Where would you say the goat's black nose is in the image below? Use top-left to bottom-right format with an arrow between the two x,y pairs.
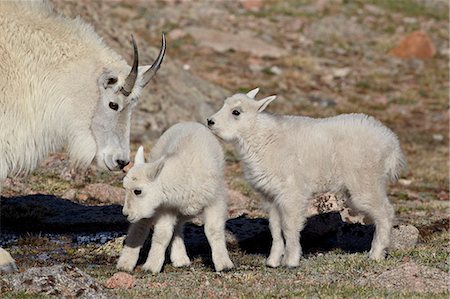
116,159 -> 130,169
207,118 -> 215,126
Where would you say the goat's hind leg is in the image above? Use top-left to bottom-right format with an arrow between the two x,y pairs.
349,183 -> 394,260
203,199 -> 234,271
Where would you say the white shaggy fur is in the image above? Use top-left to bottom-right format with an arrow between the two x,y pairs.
117,122 -> 234,273
0,1 -> 164,273
207,88 -> 406,267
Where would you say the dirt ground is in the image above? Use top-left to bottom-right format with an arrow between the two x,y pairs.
1,0 -> 449,298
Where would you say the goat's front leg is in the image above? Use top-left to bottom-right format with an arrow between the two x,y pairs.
117,218 -> 152,272
278,194 -> 309,268
170,218 -> 191,268
142,213 -> 177,273
266,203 -> 285,268
203,199 -> 234,272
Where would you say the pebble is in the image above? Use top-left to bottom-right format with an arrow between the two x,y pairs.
105,272 -> 136,289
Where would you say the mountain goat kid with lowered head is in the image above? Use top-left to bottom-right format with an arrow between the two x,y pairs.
117,122 -> 234,273
0,1 -> 166,273
207,88 -> 406,268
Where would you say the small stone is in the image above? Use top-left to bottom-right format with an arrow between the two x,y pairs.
269,66 -> 282,75
240,0 -> 263,11
373,95 -> 389,106
398,179 -> 413,186
105,272 -> 136,289
432,134 -> 443,142
183,64 -> 191,71
437,191 -> 448,201
168,29 -> 187,40
332,67 -> 351,78
390,224 -> 419,250
389,31 -> 436,60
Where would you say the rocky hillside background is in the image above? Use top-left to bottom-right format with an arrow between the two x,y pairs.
1,0 -> 448,298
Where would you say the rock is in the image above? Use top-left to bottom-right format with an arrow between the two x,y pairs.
437,191 -> 448,201
308,192 -> 369,224
398,179 -> 413,186
240,0 -> 263,11
432,134 -> 444,142
227,188 -> 251,218
185,27 -> 288,58
306,15 -> 368,43
332,67 -> 351,78
95,236 -> 126,257
389,31 -> 436,60
168,29 -> 187,40
81,183 -> 125,205
359,262 -> 448,294
105,272 -> 136,289
1,264 -> 113,298
269,66 -> 283,75
390,224 -> 419,250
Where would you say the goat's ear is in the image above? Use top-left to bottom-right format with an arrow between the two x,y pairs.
257,95 -> 277,112
100,72 -> 118,89
135,146 -> 145,165
146,156 -> 165,181
246,87 -> 260,99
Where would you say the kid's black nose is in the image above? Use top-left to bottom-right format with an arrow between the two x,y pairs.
207,118 -> 215,126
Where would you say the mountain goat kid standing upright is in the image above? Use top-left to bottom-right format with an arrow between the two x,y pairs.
0,1 -> 166,273
117,122 -> 234,273
207,88 -> 406,268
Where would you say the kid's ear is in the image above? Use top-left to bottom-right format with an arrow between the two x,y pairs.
134,146 -> 145,165
257,95 -> 277,112
246,87 -> 260,99
146,156 -> 165,181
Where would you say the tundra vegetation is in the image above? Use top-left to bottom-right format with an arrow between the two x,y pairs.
0,0 -> 448,298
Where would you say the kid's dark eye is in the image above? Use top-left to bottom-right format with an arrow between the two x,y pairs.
109,102 -> 119,111
232,110 -> 240,116
133,189 -> 142,196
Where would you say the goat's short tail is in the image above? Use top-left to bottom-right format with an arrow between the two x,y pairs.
385,145 -> 407,182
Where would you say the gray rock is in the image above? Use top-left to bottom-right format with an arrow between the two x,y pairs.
390,224 -> 419,250
185,27 -> 288,58
1,264 -> 114,298
306,15 -> 369,43
359,262 -> 449,294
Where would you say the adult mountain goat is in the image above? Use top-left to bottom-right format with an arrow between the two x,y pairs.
207,88 -> 406,268
0,1 -> 166,273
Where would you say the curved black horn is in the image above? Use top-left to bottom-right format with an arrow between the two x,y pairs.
141,33 -> 166,87
121,35 -> 139,96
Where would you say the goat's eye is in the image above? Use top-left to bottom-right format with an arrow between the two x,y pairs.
134,189 -> 142,196
109,102 -> 119,111
232,110 -> 240,116
107,77 -> 118,85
